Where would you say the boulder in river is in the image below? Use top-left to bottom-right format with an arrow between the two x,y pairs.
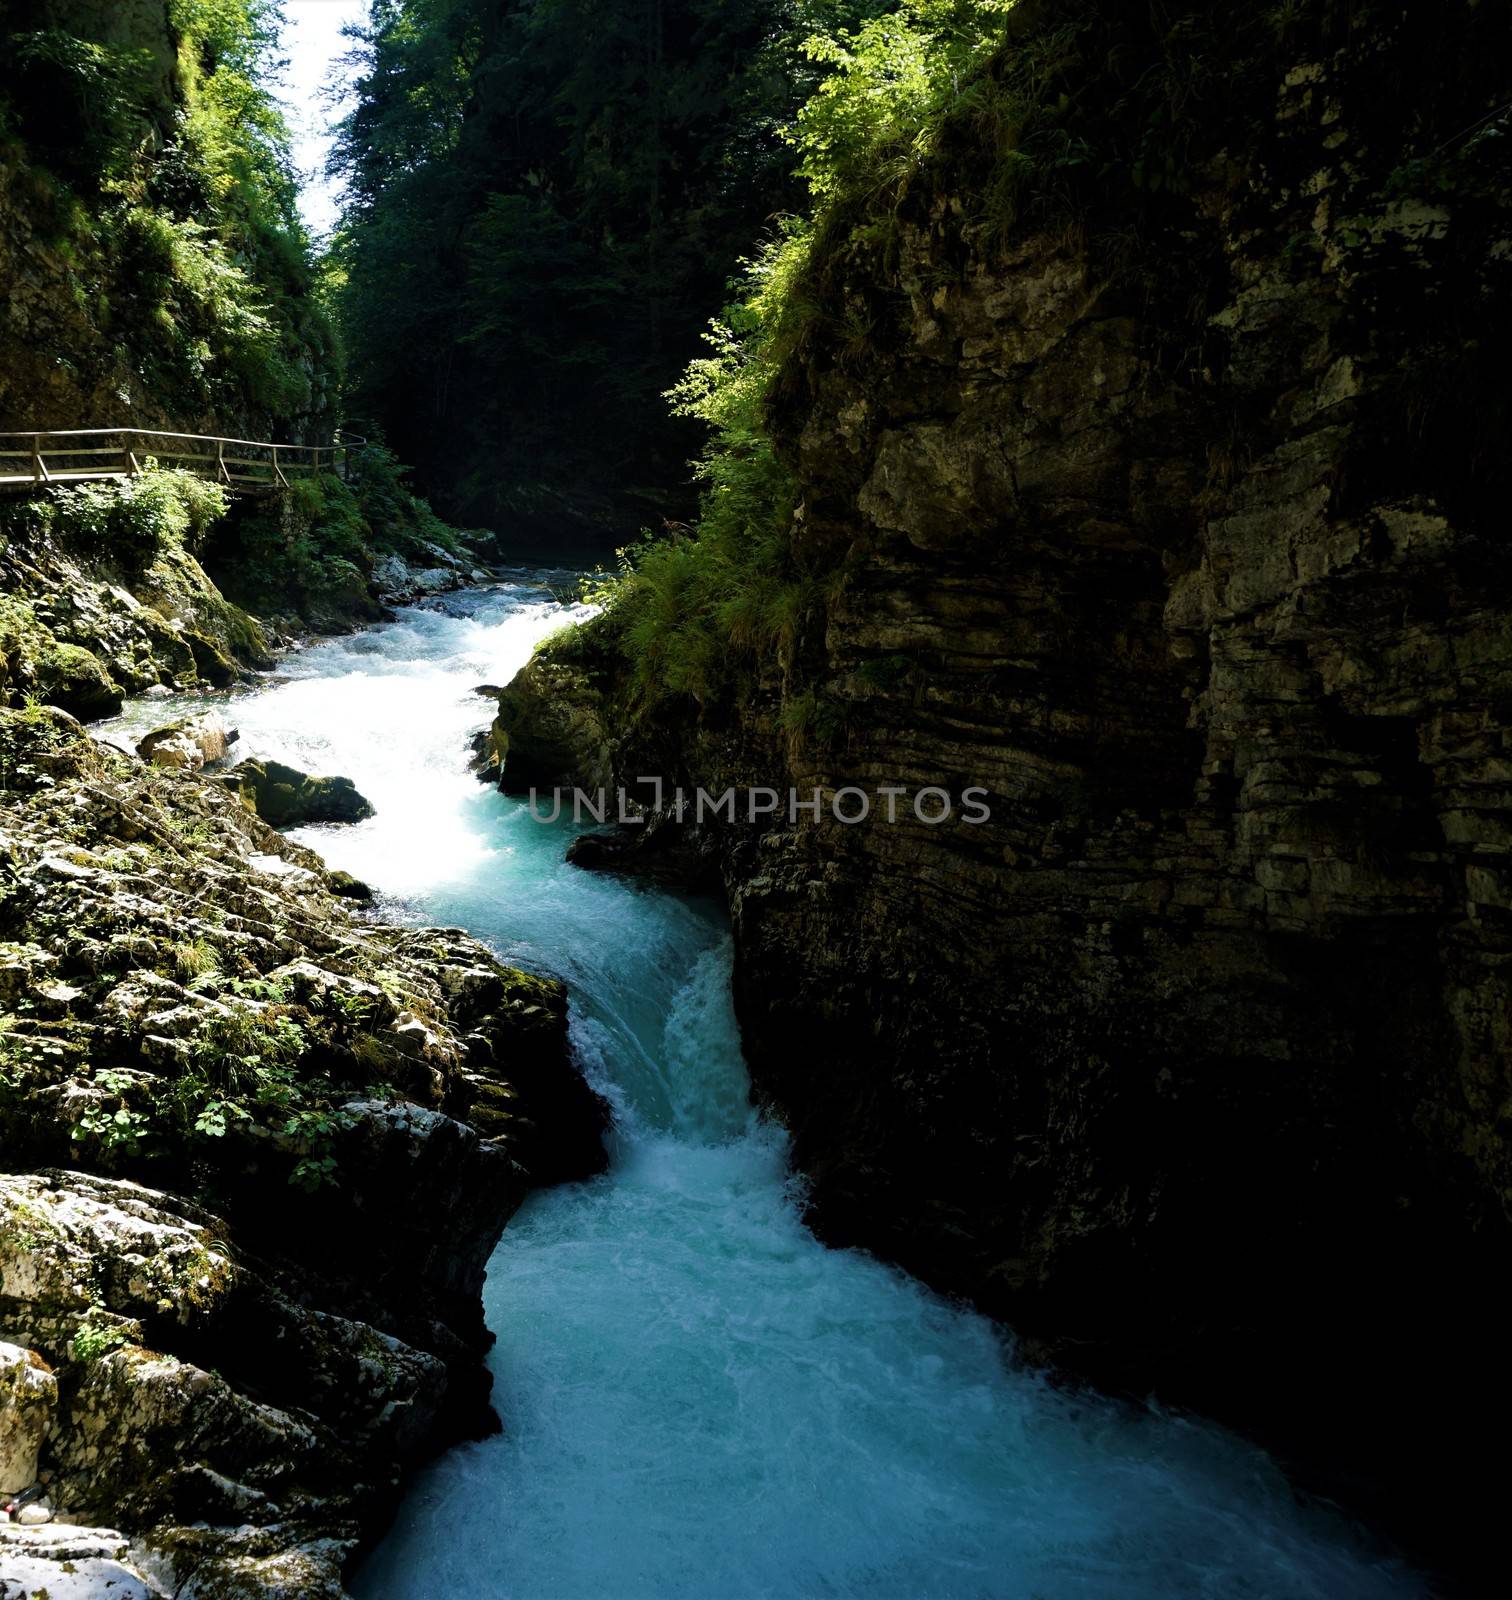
224,756 -> 376,826
371,551 -> 468,605
491,647 -> 613,796
326,868 -> 375,901
136,713 -> 237,772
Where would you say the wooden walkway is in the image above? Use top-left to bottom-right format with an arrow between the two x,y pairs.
0,427 -> 363,493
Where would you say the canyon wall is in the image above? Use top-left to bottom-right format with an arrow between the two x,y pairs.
0,0 -> 335,438
494,1 -> 1512,1580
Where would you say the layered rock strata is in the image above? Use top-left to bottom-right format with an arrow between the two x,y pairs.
490,2 -> 1512,1580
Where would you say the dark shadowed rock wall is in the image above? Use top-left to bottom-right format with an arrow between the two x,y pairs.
494,2 -> 1512,1582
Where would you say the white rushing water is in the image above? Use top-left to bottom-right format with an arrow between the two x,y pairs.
109,575 -> 1421,1600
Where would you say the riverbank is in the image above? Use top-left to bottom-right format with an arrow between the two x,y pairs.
0,581 -> 608,1595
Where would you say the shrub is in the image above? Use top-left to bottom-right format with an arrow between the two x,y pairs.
581,3 -> 1025,720
19,469 -> 232,566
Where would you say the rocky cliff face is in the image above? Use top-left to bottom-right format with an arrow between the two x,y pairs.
0,707 -> 607,1595
0,0 -> 334,440
494,1 -> 1512,1580
1,0 -> 174,433
0,488 -> 272,720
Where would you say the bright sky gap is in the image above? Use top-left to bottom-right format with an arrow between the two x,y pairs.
280,0 -> 369,236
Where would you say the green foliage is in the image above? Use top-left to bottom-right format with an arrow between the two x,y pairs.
0,468 -> 229,575
576,242 -> 809,710
4,29 -> 156,185
787,0 -> 1017,202
72,1001 -> 357,1190
345,444 -> 463,557
170,939 -> 220,982
855,653 -> 914,691
76,1098 -> 152,1156
331,0 -> 896,531
0,0 -> 334,430
211,445 -> 469,623
71,1310 -> 131,1364
58,469 -> 227,562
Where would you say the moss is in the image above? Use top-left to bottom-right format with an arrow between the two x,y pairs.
184,630 -> 238,687
215,600 -> 270,664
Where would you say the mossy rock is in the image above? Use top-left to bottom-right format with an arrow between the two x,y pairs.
223,758 -> 376,827
0,597 -> 124,723
185,631 -> 240,687
0,704 -> 104,792
34,643 -> 124,721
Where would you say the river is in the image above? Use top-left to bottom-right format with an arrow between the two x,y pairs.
107,573 -> 1420,1600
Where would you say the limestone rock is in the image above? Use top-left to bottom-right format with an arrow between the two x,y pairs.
370,553 -> 414,601
370,552 -> 470,605
0,705 -> 609,1584
137,714 -> 236,772
0,1523 -> 165,1598
0,1343 -> 56,1494
492,645 -> 614,797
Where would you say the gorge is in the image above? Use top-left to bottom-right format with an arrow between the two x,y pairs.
4,0 -> 1510,1596
89,581 -> 1431,1599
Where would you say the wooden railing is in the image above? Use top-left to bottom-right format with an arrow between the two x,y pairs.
0,427 -> 366,493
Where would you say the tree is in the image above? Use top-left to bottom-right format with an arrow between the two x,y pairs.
331,0 -> 894,543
